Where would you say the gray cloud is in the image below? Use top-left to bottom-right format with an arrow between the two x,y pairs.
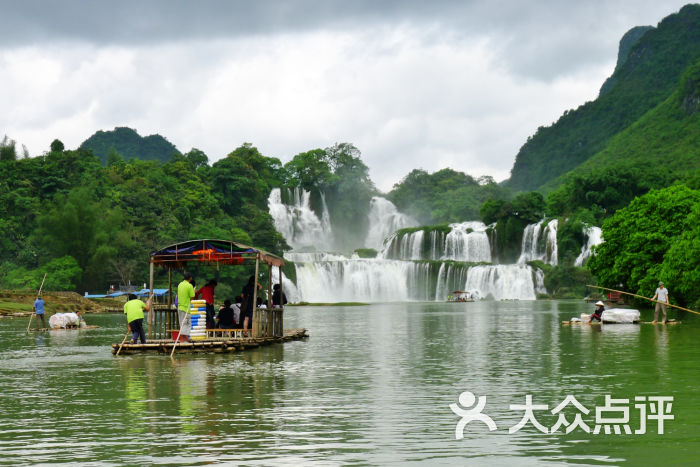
1,1 -> 689,80
0,1 -> 693,193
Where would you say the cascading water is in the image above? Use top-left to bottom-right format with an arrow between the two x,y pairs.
270,187 -> 549,301
442,222 -> 492,262
268,187 -> 333,251
365,197 -> 418,250
574,226 -> 603,266
293,258 -> 434,302
381,222 -> 491,262
465,265 -> 546,300
518,219 -> 558,266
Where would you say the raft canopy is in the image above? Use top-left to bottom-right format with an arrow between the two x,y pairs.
149,239 -> 284,268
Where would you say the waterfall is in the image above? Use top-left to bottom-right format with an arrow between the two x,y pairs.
465,264 -> 545,300
293,258 -> 434,302
380,230 -> 425,260
442,222 -> 492,262
381,222 -> 490,262
574,226 -> 603,266
518,219 -> 558,266
268,187 -> 333,251
269,187 -> 547,302
435,262 -> 471,300
291,256 -> 542,302
364,197 -> 418,250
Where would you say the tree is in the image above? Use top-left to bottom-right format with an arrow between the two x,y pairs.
0,135 -> 17,161
587,185 -> 700,302
50,139 -> 65,153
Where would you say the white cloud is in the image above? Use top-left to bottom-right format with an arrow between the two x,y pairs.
0,1 -> 691,191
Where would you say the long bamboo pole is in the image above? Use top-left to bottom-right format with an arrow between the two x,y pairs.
170,295 -> 188,358
115,331 -> 130,356
26,273 -> 48,332
587,284 -> 700,316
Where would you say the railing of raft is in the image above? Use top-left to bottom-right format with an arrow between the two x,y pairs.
149,305 -> 284,340
252,307 -> 284,338
150,305 -> 180,340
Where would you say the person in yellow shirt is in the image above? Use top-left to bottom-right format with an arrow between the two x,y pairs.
177,271 -> 195,339
124,294 -> 152,344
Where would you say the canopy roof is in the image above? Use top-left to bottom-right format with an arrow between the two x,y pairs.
150,239 -> 284,268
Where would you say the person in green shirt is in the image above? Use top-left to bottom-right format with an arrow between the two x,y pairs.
124,294 -> 151,344
177,271 -> 195,339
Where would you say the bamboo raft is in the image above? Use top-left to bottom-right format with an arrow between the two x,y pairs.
562,320 -> 681,326
112,328 -> 308,355
28,325 -> 99,332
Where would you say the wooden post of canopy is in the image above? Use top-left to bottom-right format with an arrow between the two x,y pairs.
167,267 -> 172,339
278,265 -> 283,337
252,255 -> 260,337
148,260 -> 154,339
267,263 -> 273,336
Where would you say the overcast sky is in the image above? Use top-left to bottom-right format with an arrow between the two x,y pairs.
0,1 -> 692,191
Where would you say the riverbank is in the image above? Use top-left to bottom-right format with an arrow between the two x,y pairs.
0,290 -> 109,317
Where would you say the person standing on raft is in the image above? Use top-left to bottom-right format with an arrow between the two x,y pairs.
588,300 -> 605,324
177,271 -> 195,340
124,294 -> 151,344
651,281 -> 670,324
33,295 -> 46,329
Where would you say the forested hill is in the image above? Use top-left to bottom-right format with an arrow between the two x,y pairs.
505,4 -> 700,191
80,126 -> 181,164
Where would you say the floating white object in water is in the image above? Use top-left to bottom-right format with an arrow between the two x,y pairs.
602,308 -> 640,323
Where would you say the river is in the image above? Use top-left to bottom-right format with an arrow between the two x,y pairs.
1,301 -> 697,465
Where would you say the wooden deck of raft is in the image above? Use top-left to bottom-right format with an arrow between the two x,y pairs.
112,328 -> 309,355
561,320 -> 681,326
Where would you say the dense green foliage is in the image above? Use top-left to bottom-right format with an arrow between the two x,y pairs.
587,185 -> 700,308
0,142 -> 287,294
551,59 -> 700,193
394,224 -> 452,237
528,261 -> 592,299
282,143 -> 376,250
480,192 -> 545,263
353,248 -> 378,258
80,127 -> 181,165
507,5 -> 700,191
388,168 -> 505,224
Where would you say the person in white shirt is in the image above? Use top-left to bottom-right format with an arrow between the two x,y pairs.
651,281 -> 670,324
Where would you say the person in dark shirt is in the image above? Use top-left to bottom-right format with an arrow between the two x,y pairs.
588,301 -> 605,324
241,276 -> 262,329
217,299 -> 235,328
272,283 -> 287,307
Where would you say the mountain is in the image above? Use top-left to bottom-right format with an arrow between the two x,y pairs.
80,127 -> 181,164
505,4 -> 700,191
551,58 -> 700,186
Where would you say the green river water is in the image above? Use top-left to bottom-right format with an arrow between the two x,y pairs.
0,301 -> 698,466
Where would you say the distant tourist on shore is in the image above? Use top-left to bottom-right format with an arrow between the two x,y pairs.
33,295 -> 46,329
651,281 -> 670,324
